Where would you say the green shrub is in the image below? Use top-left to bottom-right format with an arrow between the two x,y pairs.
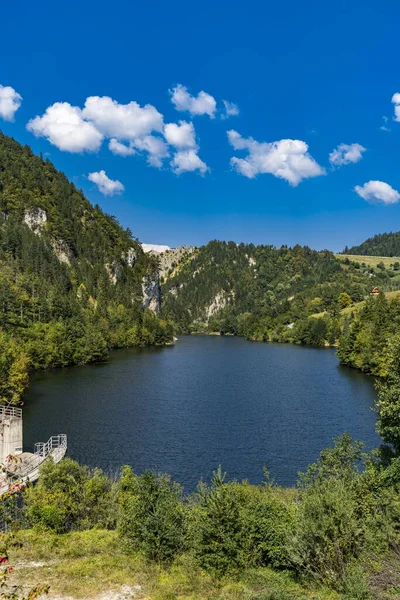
290,476 -> 364,585
23,458 -> 117,532
118,466 -> 185,563
188,467 -> 294,575
341,565 -> 372,600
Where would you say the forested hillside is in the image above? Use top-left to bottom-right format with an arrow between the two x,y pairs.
344,232 -> 400,257
161,240 -> 395,348
0,132 -> 173,404
337,291 -> 400,376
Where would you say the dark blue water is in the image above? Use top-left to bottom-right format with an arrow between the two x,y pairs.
22,336 -> 380,491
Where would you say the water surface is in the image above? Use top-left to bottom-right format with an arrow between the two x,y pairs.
23,336 -> 380,490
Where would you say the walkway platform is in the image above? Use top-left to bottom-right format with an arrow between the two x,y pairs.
0,434 -> 67,495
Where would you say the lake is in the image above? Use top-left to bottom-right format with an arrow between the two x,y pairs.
22,335 -> 380,491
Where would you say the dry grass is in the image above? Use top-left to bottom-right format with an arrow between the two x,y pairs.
335,254 -> 399,269
6,529 -> 339,600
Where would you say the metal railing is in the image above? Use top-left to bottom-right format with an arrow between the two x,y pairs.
0,406 -> 22,420
34,434 -> 67,458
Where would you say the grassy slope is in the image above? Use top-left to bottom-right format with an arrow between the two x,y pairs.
8,530 -> 339,600
334,254 -> 397,269
311,289 -> 400,319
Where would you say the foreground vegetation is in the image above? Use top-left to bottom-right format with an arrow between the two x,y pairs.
7,530 -> 340,600
4,440 -> 400,599
3,345 -> 400,599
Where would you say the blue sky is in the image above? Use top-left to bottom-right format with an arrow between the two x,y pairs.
1,0 -> 400,251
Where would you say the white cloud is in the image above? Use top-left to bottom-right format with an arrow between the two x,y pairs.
88,170 -> 124,196
142,243 -> 171,254
170,84 -> 217,118
170,149 -> 209,175
380,116 -> 391,132
329,143 -> 366,167
27,95 -> 167,166
108,138 -> 136,156
82,96 -> 163,139
132,135 -> 169,168
27,102 -> 103,152
164,120 -> 197,148
0,85 -> 22,121
392,93 -> 400,122
227,130 -> 325,186
222,100 -> 239,118
27,93 -> 208,175
354,180 -> 400,205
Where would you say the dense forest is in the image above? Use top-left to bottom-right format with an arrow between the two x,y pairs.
0,132 -> 173,404
160,241 -> 400,373
344,232 -> 400,257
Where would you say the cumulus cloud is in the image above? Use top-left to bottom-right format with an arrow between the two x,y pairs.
392,93 -> 400,122
164,120 -> 208,173
354,180 -> 400,205
164,120 -> 197,148
82,96 -> 163,139
329,143 -> 366,167
27,102 -> 103,152
131,135 -> 169,168
27,95 -> 167,166
170,149 -> 209,175
170,84 -> 217,118
0,85 -> 22,121
27,93 -> 209,175
88,170 -> 124,196
108,138 -> 136,156
227,130 -> 325,186
222,100 -> 239,119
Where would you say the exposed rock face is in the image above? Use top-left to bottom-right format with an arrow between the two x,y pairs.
142,270 -> 161,313
23,207 -> 47,235
51,239 -> 72,266
123,247 -> 138,267
205,291 -> 228,319
158,246 -> 196,278
105,262 -> 123,285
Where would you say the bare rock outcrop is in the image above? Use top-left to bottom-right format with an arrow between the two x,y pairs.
142,269 -> 161,313
51,239 -> 72,266
24,207 -> 47,235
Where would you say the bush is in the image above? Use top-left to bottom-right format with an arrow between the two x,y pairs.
341,565 -> 372,600
290,476 -> 364,585
118,467 -> 185,563
23,458 -> 117,532
188,467 -> 294,575
290,435 -> 392,587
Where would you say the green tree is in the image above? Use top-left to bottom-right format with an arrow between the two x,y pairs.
118,467 -> 185,563
23,458 -> 116,532
338,292 -> 352,309
376,334 -> 400,454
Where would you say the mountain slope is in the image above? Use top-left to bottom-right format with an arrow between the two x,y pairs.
0,132 -> 173,403
344,232 -> 400,257
160,240 -> 392,342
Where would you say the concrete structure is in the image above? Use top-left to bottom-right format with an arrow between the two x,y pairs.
0,406 -> 67,495
0,406 -> 23,463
